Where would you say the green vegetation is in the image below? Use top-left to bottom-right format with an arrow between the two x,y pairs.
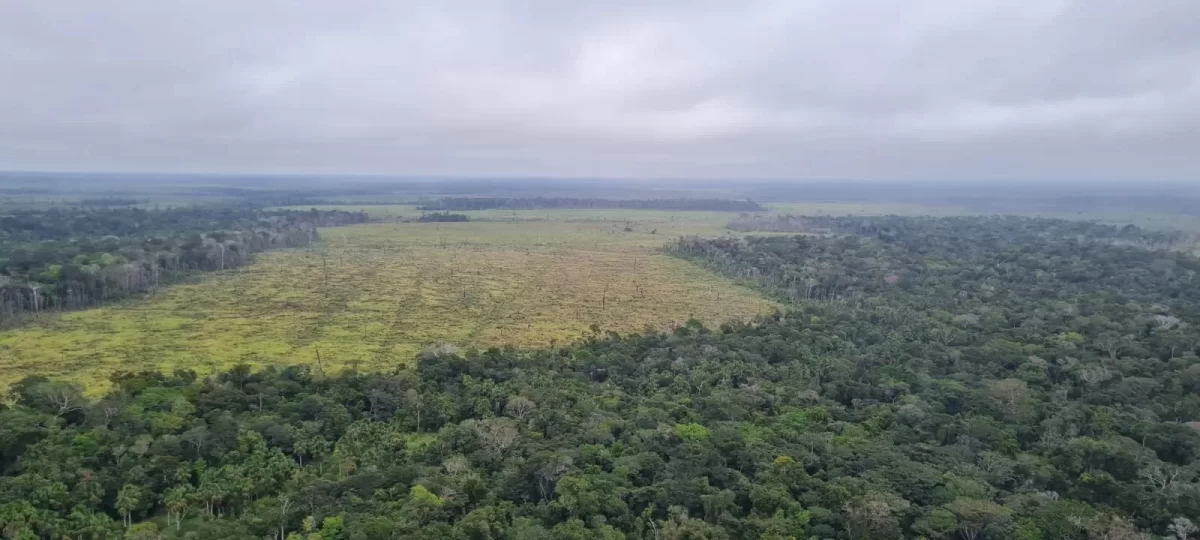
762,202 -> 1200,234
415,212 -> 469,222
4,175 -> 1200,539
762,202 -> 974,217
2,214 -> 1199,539
724,213 -> 1197,250
277,205 -> 422,221
0,216 -> 775,393
0,207 -> 367,321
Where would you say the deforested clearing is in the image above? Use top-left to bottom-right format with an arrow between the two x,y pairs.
0,214 -> 776,392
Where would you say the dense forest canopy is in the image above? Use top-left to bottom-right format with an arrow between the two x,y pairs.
0,207 -> 367,320
1,215 -> 1198,539
0,207 -> 366,243
417,197 -> 765,212
725,214 -> 1198,251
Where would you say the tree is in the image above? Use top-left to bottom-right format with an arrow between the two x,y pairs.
1169,518 -> 1197,540
504,396 -> 536,421
912,507 -> 959,538
1094,332 -> 1129,362
182,425 -> 210,458
984,378 -> 1034,419
163,485 -> 193,530
403,485 -> 446,526
1082,514 -> 1148,540
844,492 -> 909,540
2,213 -> 1198,540
274,496 -> 296,540
674,423 -> 712,443
10,377 -> 85,420
116,484 -> 144,528
660,507 -> 729,540
404,389 -> 424,433
943,498 -> 1012,540
474,418 -> 520,458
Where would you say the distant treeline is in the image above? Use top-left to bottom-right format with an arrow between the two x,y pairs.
418,197 -> 765,212
415,212 -> 469,222
728,213 -> 1198,250
78,197 -> 142,207
0,207 -> 367,321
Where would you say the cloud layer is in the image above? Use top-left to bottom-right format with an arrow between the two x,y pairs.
2,0 -> 1198,181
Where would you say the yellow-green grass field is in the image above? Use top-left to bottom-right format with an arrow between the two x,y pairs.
0,212 -> 778,393
8,201 -> 1196,394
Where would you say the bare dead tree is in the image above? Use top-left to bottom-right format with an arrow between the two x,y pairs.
28,283 -> 41,315
504,396 -> 536,421
1140,464 -> 1187,502
101,406 -> 120,428
46,387 -> 83,419
277,497 -> 294,540
405,389 -> 423,433
1078,365 -> 1114,387
475,418 -> 520,457
183,426 -> 209,458
535,454 -> 573,502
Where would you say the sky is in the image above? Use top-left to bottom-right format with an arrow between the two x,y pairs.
1,1 -> 1199,183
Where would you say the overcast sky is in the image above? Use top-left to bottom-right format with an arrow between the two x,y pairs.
1,1 -> 1198,182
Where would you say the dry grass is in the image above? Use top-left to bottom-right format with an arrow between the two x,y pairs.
11,201 -> 1196,393
0,214 -> 776,393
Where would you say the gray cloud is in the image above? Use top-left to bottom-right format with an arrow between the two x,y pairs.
1,0 -> 1198,182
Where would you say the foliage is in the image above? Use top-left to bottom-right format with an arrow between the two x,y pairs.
1,214 -> 1198,538
0,219 -> 774,392
0,207 -> 366,320
414,212 -> 469,222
